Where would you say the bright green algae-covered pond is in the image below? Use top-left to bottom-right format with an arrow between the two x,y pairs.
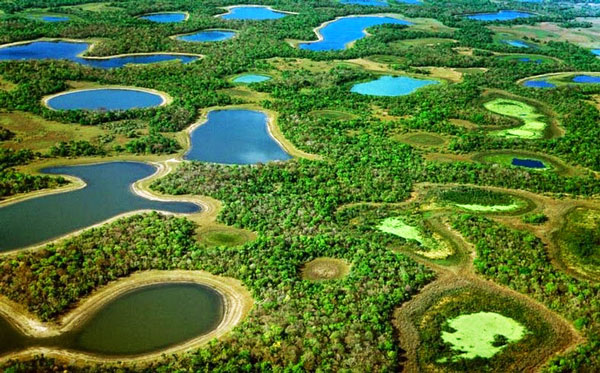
0,283 -> 225,357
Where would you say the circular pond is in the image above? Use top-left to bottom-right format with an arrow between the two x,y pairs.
45,88 -> 166,111
351,75 -> 439,97
140,12 -> 187,23
233,74 -> 271,83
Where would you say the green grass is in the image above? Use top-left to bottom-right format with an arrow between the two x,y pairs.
198,227 -> 255,247
393,38 -> 457,47
309,109 -> 356,121
556,208 -> 600,278
454,202 -> 521,212
484,98 -> 547,139
378,217 -> 427,246
396,133 -> 447,147
440,312 -> 527,361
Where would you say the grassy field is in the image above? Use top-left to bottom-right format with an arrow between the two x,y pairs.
490,22 -> 600,49
473,151 -> 579,177
197,226 -> 256,248
60,2 -> 123,12
301,257 -> 350,281
440,311 -> 527,361
0,111 -> 126,152
378,217 -> 452,259
395,132 -> 448,148
392,38 -> 457,48
309,109 -> 357,121
555,208 -> 600,279
484,98 -> 547,139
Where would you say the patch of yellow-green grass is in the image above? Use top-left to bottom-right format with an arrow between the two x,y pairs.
394,38 -> 457,47
0,77 -> 16,91
197,226 -> 256,248
301,257 -> 350,281
439,312 -> 527,362
217,87 -> 271,103
0,111 -> 124,153
378,217 -> 452,259
366,55 -> 406,65
484,98 -> 547,139
395,132 -> 447,147
61,2 -> 122,12
454,202 -> 521,212
309,109 -> 357,121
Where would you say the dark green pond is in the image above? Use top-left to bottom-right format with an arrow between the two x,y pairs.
0,283 -> 224,357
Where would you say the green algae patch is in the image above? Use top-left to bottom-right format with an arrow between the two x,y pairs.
439,312 -> 527,361
484,98 -> 547,139
378,217 -> 452,259
454,202 -> 521,212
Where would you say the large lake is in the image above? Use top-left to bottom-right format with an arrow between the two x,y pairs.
299,16 -> 411,51
140,12 -> 187,23
467,10 -> 533,21
351,75 -> 439,96
219,6 -> 288,20
0,162 -> 198,251
46,88 -> 164,111
185,109 -> 292,164
0,41 -> 198,68
177,30 -> 236,42
0,283 -> 224,357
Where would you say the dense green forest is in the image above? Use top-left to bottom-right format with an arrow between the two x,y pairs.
1,0 -> 600,371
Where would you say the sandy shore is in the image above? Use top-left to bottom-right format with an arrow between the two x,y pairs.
0,270 -> 253,365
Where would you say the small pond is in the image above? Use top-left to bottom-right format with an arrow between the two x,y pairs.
46,88 -> 165,111
523,80 -> 555,88
185,109 -> 291,164
219,6 -> 288,20
299,16 -> 411,51
0,41 -> 198,68
177,30 -> 236,42
467,10 -> 533,21
233,74 -> 271,83
512,157 -> 546,169
0,162 -> 199,251
140,12 -> 187,23
41,16 -> 70,22
351,75 -> 438,96
572,75 -> 600,84
503,40 -> 529,48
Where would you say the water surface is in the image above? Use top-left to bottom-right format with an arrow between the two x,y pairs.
47,88 -> 164,111
140,12 -> 187,23
503,40 -> 529,48
518,57 -> 542,63
512,158 -> 546,169
41,16 -> 70,22
572,75 -> 600,83
233,74 -> 271,83
186,109 -> 291,164
467,10 -> 533,21
351,75 -> 438,96
177,30 -> 235,42
0,162 -> 198,251
523,80 -> 555,88
340,0 -> 388,6
0,41 -> 198,68
592,49 -> 600,56
0,283 -> 224,357
220,6 -> 287,20
299,16 -> 411,51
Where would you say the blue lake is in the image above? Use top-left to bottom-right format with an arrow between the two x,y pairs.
467,10 -> 533,21
299,16 -> 411,51
351,75 -> 438,96
592,49 -> 600,56
397,0 -> 423,4
41,16 -> 70,22
0,41 -> 198,68
233,74 -> 271,83
340,0 -> 388,6
523,80 -> 555,88
140,12 -> 187,23
512,158 -> 546,169
0,162 -> 199,251
177,30 -> 235,42
46,88 -> 164,111
220,6 -> 287,20
185,109 -> 292,164
518,57 -> 542,63
572,75 -> 600,83
504,40 -> 529,48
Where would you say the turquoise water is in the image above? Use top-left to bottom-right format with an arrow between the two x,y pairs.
0,162 -> 199,251
0,41 -> 198,68
186,109 -> 291,164
177,30 -> 235,42
299,16 -> 411,51
41,16 -> 70,22
233,74 -> 271,83
46,88 -> 164,111
592,49 -> 600,56
467,10 -> 533,21
340,0 -> 388,6
572,75 -> 600,83
220,6 -> 287,20
523,80 -> 555,88
140,12 -> 187,23
0,283 -> 224,357
504,40 -> 529,48
351,75 -> 438,96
